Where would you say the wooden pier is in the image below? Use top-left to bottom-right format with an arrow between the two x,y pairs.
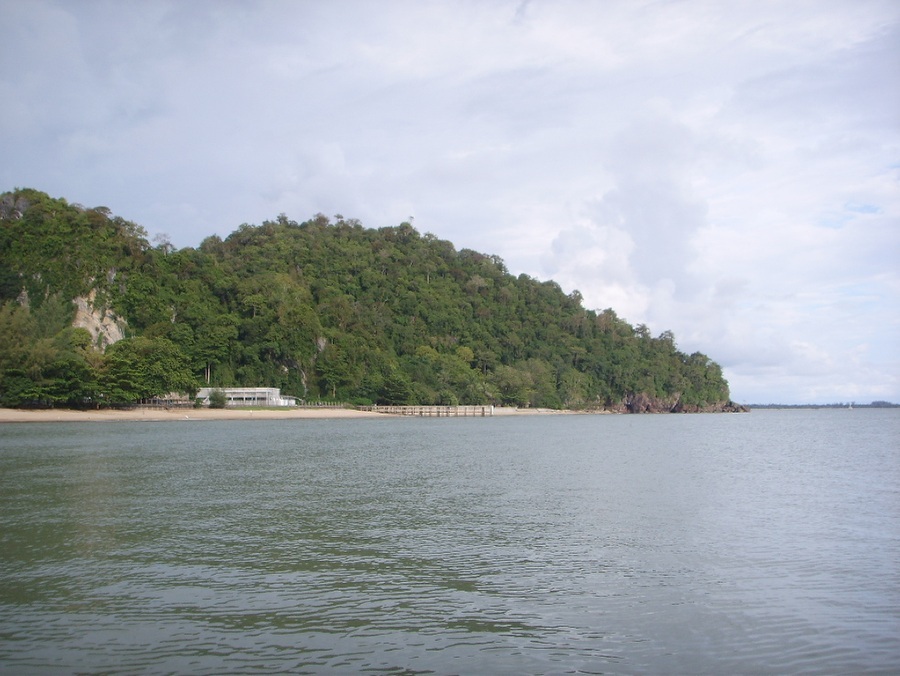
361,405 -> 494,417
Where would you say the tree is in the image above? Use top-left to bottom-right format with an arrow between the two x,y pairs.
0,301 -> 100,408
102,336 -> 198,403
380,367 -> 415,405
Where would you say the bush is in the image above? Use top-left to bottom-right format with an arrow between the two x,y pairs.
208,389 -> 227,409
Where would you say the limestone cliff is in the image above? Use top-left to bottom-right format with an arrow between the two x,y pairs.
72,290 -> 126,349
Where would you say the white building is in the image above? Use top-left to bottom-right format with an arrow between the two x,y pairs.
196,387 -> 297,407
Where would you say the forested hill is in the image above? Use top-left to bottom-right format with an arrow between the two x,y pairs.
0,188 -> 740,411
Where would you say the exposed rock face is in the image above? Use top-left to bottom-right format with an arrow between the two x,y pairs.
626,392 -> 681,413
592,393 -> 749,413
72,290 -> 126,349
0,193 -> 30,220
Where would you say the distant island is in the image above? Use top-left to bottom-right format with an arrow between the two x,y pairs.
748,401 -> 898,409
0,188 -> 744,413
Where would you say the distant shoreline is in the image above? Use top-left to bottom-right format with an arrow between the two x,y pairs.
0,406 -> 576,424
747,403 -> 898,409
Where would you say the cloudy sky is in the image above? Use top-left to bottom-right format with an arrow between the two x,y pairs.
2,0 -> 898,404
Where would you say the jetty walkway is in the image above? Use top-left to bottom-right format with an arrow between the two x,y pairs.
361,405 -> 494,417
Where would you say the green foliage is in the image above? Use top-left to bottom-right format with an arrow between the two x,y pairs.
0,189 -> 149,307
102,336 -> 198,403
0,299 -> 101,407
208,389 -> 227,409
0,188 -> 733,411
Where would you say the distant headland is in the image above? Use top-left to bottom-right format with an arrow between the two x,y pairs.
1,188 -> 741,414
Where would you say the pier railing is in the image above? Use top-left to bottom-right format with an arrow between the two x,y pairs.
361,405 -> 494,417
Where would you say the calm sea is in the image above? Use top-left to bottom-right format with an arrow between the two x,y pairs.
1,410 -> 898,674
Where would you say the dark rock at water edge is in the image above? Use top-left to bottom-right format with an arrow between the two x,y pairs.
591,393 -> 749,414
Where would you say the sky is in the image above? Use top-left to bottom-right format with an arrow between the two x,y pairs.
2,0 -> 898,405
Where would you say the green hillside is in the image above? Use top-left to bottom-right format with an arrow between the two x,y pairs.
0,188 -> 737,411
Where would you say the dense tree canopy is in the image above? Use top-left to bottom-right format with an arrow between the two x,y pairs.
0,189 -> 734,410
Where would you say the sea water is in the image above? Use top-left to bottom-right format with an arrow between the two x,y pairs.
1,409 -> 898,673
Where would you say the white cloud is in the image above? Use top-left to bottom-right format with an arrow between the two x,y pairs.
1,0 -> 898,404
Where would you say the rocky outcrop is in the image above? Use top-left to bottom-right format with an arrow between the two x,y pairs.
626,392 -> 681,413
72,290 -> 126,349
588,393 -> 749,414
0,193 -> 30,220
671,399 -> 749,413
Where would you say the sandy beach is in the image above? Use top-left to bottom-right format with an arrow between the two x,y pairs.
0,406 -> 574,423
0,407 -> 387,423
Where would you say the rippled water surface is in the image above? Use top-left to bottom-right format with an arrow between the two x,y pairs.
1,410 -> 898,673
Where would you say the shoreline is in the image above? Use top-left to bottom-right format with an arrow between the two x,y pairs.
0,406 -> 574,424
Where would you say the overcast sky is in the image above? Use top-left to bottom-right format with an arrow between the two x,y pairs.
2,0 -> 898,404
